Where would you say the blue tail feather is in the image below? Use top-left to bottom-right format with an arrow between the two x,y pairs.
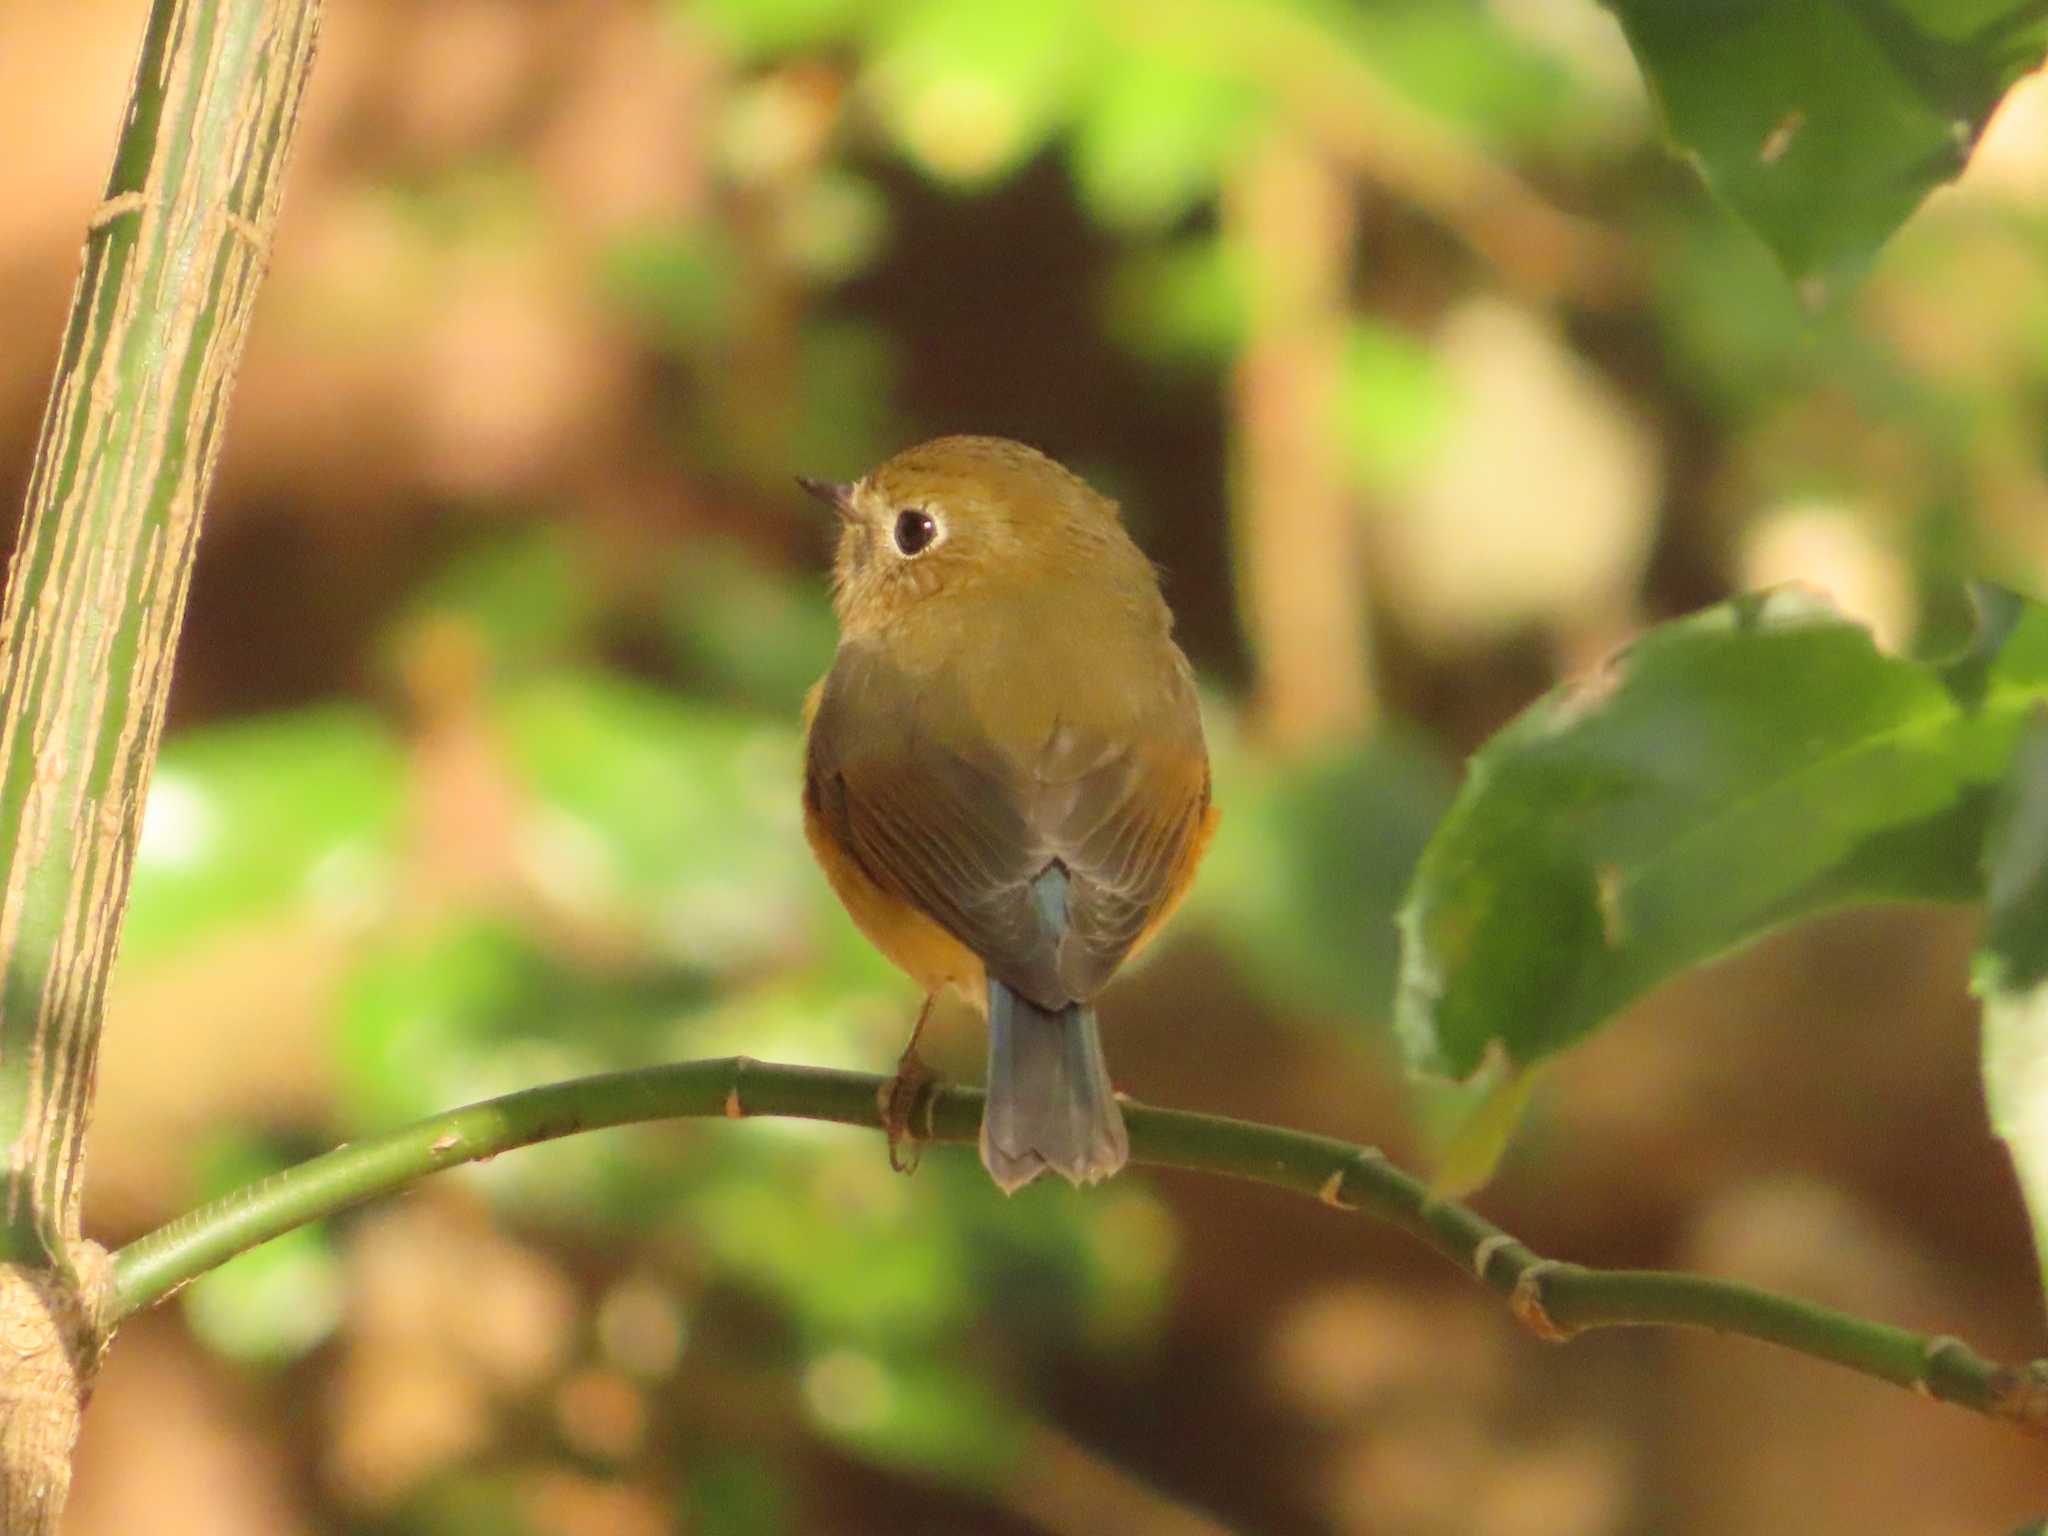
980,979 -> 1129,1194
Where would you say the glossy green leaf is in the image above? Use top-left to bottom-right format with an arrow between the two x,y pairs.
1605,0 -> 2048,286
1975,709 -> 2048,1307
1399,587 -> 2048,1091
121,707 -> 405,968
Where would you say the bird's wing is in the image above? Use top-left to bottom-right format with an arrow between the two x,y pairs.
1035,652 -> 1212,1000
806,640 -> 1210,1009
806,642 -> 1067,1004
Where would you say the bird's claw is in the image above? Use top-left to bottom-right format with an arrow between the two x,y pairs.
883,1045 -> 938,1174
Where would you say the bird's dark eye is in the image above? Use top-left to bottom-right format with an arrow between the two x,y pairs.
893,508 -> 938,557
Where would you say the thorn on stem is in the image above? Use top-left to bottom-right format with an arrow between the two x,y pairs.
1317,1169 -> 1353,1209
1509,1261 -> 1573,1343
1986,1357 -> 2048,1435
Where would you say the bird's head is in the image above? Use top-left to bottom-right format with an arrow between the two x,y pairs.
800,436 -> 1144,634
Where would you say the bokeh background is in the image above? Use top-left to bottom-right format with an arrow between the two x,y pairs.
6,1 -> 2048,1532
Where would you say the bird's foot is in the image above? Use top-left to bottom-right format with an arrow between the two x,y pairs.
881,997 -> 940,1175
883,1046 -> 940,1174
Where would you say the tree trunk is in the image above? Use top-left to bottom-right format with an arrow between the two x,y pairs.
0,2 -> 323,1523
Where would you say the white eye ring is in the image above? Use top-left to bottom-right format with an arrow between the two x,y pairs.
892,508 -> 941,557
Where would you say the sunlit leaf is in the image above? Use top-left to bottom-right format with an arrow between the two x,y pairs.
122,708 -> 405,968
1398,587 -> 2048,1166
1976,709 -> 2048,1309
1605,0 -> 2048,286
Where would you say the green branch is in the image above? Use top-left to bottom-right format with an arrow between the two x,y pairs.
110,1057 -> 2048,1437
0,1 -> 322,1526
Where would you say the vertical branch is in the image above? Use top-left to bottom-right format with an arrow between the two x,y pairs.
1225,134 -> 1373,751
0,1 -> 322,1526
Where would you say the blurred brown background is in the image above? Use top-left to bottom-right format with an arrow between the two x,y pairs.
6,0 -> 2048,1531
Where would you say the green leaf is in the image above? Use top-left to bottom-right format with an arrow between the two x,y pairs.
1605,0 -> 2048,287
122,708 -> 405,967
1398,585 -> 2048,1094
1975,708 -> 2048,1308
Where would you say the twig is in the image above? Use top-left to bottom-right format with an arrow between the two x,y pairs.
109,1056 -> 2048,1438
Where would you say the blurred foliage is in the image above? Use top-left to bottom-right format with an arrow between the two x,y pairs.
35,0 -> 2048,1530
125,708 -> 404,967
1201,728 -> 1455,1025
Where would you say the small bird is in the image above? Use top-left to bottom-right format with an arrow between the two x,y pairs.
799,436 -> 1216,1193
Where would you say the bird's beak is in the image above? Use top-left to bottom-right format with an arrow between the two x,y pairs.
796,476 -> 857,521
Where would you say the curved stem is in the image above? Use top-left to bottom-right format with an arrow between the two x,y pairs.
110,1056 -> 2048,1438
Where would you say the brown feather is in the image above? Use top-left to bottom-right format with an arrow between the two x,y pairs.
801,435 -> 1213,1015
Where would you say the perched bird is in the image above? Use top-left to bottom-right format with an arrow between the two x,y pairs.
799,436 -> 1216,1193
